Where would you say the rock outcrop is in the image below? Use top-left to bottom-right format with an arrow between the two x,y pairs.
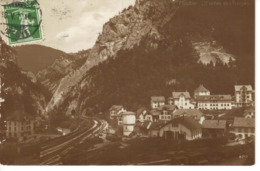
46,0 -> 177,112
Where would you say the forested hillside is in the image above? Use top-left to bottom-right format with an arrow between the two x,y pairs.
73,0 -> 254,114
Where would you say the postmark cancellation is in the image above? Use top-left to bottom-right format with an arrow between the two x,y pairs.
0,0 -> 43,45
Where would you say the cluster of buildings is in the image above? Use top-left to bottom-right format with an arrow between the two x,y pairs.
151,85 -> 254,111
109,85 -> 255,142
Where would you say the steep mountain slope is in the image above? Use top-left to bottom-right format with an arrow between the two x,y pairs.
36,50 -> 90,93
0,37 -> 50,120
46,0 -> 254,116
14,45 -> 67,74
46,0 -> 178,112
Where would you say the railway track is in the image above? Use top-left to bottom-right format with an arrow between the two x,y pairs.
38,117 -> 108,165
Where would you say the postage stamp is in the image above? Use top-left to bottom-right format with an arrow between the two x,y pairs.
0,0 -> 43,44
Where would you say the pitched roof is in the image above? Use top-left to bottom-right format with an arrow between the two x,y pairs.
172,92 -> 191,99
151,96 -> 165,102
157,104 -> 177,111
149,121 -> 167,130
202,120 -> 226,129
234,85 -> 253,91
173,109 -> 204,118
233,117 -> 255,128
109,105 -> 124,111
121,111 -> 136,116
150,109 -> 161,116
6,111 -> 33,121
136,121 -> 152,130
244,108 -> 255,114
196,95 -> 232,101
194,85 -> 210,93
172,117 -> 202,131
136,107 -> 146,118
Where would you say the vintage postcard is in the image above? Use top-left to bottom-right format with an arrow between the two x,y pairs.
0,0 -> 255,166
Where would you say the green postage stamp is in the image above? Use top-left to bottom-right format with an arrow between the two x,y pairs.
0,0 -> 43,44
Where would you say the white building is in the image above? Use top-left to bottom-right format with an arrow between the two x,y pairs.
122,111 -> 136,136
151,96 -> 165,109
169,92 -> 195,109
197,95 -> 233,110
234,85 -> 254,107
6,111 -> 35,141
194,85 -> 210,99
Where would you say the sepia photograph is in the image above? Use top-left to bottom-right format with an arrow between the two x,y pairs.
0,0 -> 256,166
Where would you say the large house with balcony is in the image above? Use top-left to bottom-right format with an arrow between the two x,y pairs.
169,92 -> 195,109
234,85 -> 254,107
197,95 -> 233,110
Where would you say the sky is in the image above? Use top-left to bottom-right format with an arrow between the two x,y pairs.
37,0 -> 135,53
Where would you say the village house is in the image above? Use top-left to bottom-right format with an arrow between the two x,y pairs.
196,95 -> 233,110
157,105 -> 177,121
148,121 -> 167,137
234,85 -> 254,107
109,105 -> 126,120
172,109 -> 205,124
122,111 -> 136,136
150,109 -> 161,122
5,111 -> 35,141
243,108 -> 255,118
202,120 -> 227,138
194,85 -> 210,99
230,117 -> 255,140
150,117 -> 202,141
151,96 -> 165,109
169,92 -> 195,109
136,107 -> 153,122
109,105 -> 127,125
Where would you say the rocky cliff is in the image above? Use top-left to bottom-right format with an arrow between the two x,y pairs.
45,0 -> 178,112
36,50 -> 89,94
45,0 -> 254,116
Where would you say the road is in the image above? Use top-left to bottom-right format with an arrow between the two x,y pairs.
37,116 -> 108,165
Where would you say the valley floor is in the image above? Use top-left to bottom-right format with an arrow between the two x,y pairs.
61,137 -> 254,165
